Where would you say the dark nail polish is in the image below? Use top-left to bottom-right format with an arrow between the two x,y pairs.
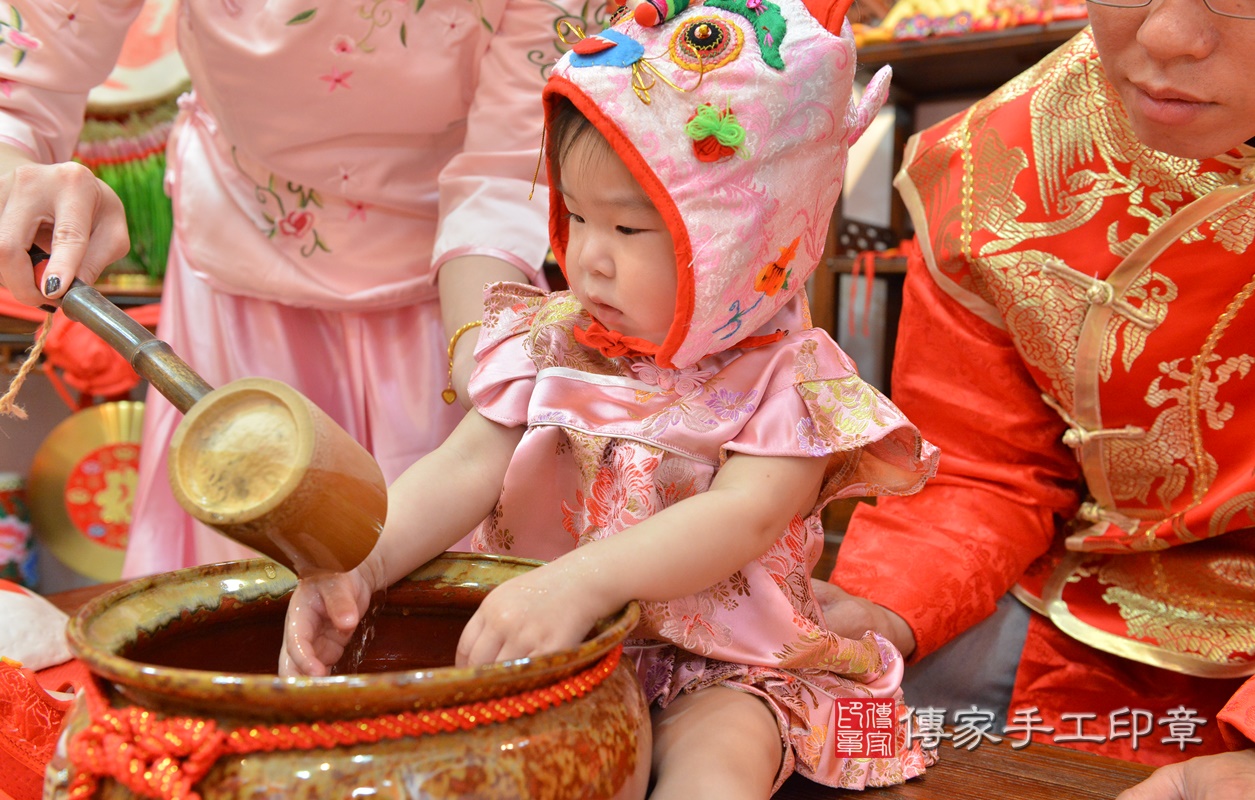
39,304 -> 56,314
44,274 -> 61,296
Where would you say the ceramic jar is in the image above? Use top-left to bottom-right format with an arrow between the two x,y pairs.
47,553 -> 651,799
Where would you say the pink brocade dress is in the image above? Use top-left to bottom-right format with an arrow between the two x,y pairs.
467,284 -> 939,790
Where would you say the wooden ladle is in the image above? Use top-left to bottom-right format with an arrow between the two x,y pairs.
35,250 -> 386,576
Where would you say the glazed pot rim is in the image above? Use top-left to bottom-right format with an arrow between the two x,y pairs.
66,553 -> 640,721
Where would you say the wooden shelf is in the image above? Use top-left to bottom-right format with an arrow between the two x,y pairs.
856,19 -> 1089,99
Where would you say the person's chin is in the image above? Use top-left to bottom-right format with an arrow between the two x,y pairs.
1125,90 -> 1234,158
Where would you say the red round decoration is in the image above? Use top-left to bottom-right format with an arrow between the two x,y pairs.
62,443 -> 139,551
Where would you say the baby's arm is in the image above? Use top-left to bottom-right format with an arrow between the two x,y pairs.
281,409 -> 523,676
457,451 -> 826,667
370,409 -> 525,587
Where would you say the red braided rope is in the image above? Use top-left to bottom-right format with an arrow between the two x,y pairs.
66,645 -> 622,800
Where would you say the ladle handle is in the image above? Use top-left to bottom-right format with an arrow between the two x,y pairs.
31,247 -> 213,414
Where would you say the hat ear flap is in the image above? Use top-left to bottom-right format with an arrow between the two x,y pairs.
846,65 -> 891,146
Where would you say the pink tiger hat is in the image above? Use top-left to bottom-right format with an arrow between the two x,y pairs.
543,0 -> 890,369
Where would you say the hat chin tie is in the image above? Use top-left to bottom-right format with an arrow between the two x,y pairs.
574,318 -> 661,360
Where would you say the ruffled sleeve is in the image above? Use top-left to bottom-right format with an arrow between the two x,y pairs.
720,331 -> 939,511
467,281 -> 548,426
0,2 -> 143,163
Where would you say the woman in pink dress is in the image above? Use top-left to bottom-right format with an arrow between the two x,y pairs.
283,1 -> 939,794
0,0 -> 590,576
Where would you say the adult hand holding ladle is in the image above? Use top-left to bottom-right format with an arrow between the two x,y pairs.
29,246 -> 387,577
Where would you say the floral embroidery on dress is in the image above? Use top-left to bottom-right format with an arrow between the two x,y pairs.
50,1 -> 81,34
707,570 -> 752,611
1208,196 -> 1255,255
232,148 -> 331,257
652,593 -> 734,654
290,0 -> 498,53
0,5 -> 40,66
799,375 -> 901,445
482,284 -> 549,346
477,502 -> 513,552
560,490 -> 589,543
319,66 -> 353,91
795,416 -> 831,456
654,456 -> 707,509
629,359 -> 712,394
704,386 -> 757,421
584,446 -> 660,532
640,396 -> 718,435
558,432 -> 660,544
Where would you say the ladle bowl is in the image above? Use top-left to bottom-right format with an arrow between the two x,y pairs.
167,377 -> 384,575
39,246 -> 386,576
47,553 -> 651,799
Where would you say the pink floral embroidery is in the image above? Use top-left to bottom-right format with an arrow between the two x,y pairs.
0,79 -> 13,98
757,515 -> 811,594
640,397 -> 718,436
350,0 -> 496,53
278,210 -> 315,238
320,67 -> 353,92
795,417 -> 828,456
704,387 -> 758,421
561,490 -> 589,543
0,9 -> 41,67
233,148 -> 331,257
476,504 -> 513,552
630,360 -> 712,395
331,35 -> 355,55
656,595 -> 733,654
655,458 -> 703,510
347,201 -> 369,222
6,29 -> 38,50
54,2 -> 81,34
584,449 -> 658,531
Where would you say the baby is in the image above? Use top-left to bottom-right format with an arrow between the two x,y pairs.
282,0 -> 937,795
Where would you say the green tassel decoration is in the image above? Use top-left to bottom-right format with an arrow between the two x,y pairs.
73,100 -> 177,280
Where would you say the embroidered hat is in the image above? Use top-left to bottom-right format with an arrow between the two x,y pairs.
543,0 -> 889,369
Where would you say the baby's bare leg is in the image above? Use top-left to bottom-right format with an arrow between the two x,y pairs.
649,685 -> 783,800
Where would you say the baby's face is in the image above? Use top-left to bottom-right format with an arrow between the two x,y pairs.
558,134 -> 677,348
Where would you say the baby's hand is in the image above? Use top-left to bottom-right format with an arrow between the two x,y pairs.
455,568 -> 610,668
279,569 -> 374,677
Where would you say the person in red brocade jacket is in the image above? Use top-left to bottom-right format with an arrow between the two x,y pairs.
820,1 -> 1255,798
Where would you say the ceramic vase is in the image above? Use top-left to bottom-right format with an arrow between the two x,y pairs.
46,553 -> 651,799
